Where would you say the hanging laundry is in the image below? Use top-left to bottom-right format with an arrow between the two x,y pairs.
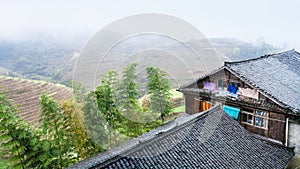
203,82 -> 217,91
227,85 -> 237,94
239,87 -> 259,100
223,105 -> 240,120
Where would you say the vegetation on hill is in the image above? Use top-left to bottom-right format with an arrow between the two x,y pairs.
0,91 -> 101,168
0,37 -> 82,84
0,91 -> 40,168
0,63 -> 183,168
0,76 -> 72,125
89,63 -> 174,147
208,37 -> 281,61
0,35 -> 282,85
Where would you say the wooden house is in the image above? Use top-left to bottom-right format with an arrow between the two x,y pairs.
178,50 -> 300,152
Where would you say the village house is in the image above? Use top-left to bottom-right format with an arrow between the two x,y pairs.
69,50 -> 298,168
178,49 -> 300,153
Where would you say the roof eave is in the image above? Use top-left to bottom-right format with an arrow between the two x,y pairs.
178,66 -> 226,91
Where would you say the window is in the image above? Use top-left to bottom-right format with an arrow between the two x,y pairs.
241,111 -> 253,125
255,111 -> 268,128
241,109 -> 268,129
231,81 -> 241,88
218,79 -> 228,90
248,114 -> 253,124
218,79 -> 223,89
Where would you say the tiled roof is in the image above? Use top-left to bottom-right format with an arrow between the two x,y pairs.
69,106 -> 294,169
225,50 -> 300,113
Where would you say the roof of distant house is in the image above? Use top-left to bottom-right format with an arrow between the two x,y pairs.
180,50 -> 300,114
224,50 -> 300,113
68,105 -> 294,169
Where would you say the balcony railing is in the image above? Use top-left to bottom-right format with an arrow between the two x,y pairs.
179,87 -> 286,113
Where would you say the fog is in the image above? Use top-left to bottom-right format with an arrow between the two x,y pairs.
0,0 -> 299,49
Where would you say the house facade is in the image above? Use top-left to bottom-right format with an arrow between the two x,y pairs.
179,50 -> 300,152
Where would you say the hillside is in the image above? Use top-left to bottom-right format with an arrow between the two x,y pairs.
0,66 -> 17,77
0,76 -> 72,125
0,35 -> 84,84
0,35 -> 282,85
208,38 -> 281,61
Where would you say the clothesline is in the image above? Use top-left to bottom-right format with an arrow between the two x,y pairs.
202,81 -> 259,100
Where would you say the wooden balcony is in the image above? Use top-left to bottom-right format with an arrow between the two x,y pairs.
179,87 -> 288,114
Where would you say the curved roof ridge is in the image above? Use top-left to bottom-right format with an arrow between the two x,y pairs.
224,49 -> 297,66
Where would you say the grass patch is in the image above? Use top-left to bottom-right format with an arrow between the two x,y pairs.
169,89 -> 183,99
172,105 -> 185,113
138,89 -> 182,104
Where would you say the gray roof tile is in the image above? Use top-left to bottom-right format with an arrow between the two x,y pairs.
226,50 -> 300,113
69,106 -> 294,169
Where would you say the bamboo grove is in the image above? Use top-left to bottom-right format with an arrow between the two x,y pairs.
0,63 -> 173,168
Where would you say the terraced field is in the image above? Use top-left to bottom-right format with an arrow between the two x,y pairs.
0,76 -> 72,125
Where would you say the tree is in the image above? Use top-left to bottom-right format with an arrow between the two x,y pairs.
117,63 -> 141,134
118,63 -> 139,113
146,66 -> 172,122
69,80 -> 87,103
0,87 -> 107,168
60,99 -> 100,160
39,93 -> 75,168
95,71 -> 120,148
83,91 -> 108,151
0,92 -> 41,168
69,81 -> 104,154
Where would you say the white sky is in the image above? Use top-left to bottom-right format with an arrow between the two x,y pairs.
0,0 -> 299,49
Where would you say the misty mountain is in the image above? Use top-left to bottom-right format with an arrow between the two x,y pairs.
208,38 -> 281,61
0,33 -> 88,83
0,33 -> 282,85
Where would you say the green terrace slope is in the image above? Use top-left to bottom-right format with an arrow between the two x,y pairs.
0,76 -> 72,125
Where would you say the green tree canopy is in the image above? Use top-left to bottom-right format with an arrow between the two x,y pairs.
39,93 -> 76,168
0,91 -> 42,168
146,66 -> 172,122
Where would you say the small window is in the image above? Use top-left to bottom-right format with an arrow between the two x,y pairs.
241,110 -> 268,129
261,118 -> 267,128
241,109 -> 254,125
231,81 -> 241,88
256,111 -> 262,116
255,116 -> 261,126
248,114 -> 253,124
218,80 -> 223,89
255,111 -> 268,128
242,113 -> 247,122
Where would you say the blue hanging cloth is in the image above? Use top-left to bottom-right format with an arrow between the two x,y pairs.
223,105 -> 240,120
227,85 -> 237,94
